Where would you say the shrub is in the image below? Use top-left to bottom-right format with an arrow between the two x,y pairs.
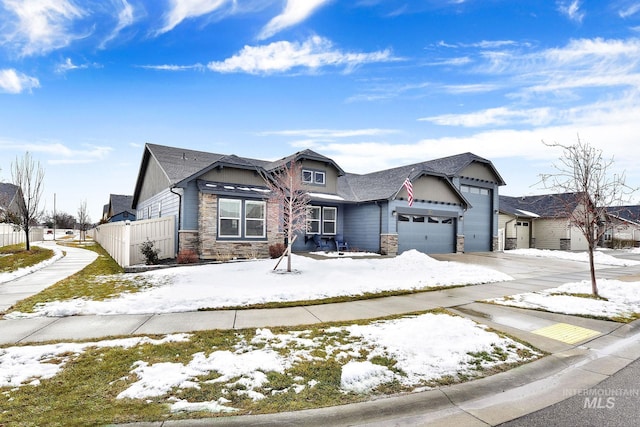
269,243 -> 285,258
139,239 -> 160,265
177,249 -> 199,264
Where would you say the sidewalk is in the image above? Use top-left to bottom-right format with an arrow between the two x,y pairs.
2,245 -> 640,426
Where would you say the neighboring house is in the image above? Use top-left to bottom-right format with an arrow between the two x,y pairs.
104,194 -> 136,223
0,182 -> 22,223
132,143 -> 505,259
602,206 -> 640,247
499,193 -> 590,251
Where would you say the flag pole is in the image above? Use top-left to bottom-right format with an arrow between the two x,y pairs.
392,168 -> 416,203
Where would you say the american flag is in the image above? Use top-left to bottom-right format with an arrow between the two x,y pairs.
403,178 -> 414,206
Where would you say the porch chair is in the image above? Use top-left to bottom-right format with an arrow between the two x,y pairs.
312,234 -> 331,251
334,233 -> 349,252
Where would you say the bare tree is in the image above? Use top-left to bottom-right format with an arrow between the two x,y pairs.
77,200 -> 91,242
11,152 -> 45,250
263,161 -> 310,272
539,136 -> 635,297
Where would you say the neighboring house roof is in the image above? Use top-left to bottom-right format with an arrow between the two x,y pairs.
605,205 -> 640,225
0,182 -> 21,213
108,194 -> 135,219
500,193 -> 585,219
133,143 -> 505,207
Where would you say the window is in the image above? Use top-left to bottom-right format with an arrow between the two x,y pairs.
245,201 -> 266,237
398,214 -> 410,222
307,205 -> 337,234
323,207 -> 337,235
219,199 -> 241,237
307,206 -> 321,234
218,199 -> 266,239
302,169 -> 326,186
314,171 -> 326,185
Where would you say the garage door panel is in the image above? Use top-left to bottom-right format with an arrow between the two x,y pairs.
398,215 -> 455,254
462,186 -> 492,252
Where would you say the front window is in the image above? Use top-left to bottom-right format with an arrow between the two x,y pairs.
245,201 -> 266,237
302,169 -> 326,186
322,207 -> 337,235
302,170 -> 313,184
219,199 -> 241,238
307,206 -> 321,234
219,198 -> 266,239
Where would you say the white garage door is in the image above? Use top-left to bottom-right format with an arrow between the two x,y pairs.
398,214 -> 456,254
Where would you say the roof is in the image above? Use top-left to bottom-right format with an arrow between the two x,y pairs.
109,194 -> 135,217
500,193 -> 585,218
0,182 -> 20,209
133,143 -> 505,206
339,152 -> 504,203
605,205 -> 640,225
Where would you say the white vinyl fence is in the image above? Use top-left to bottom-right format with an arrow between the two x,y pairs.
0,223 -> 44,247
91,217 -> 175,267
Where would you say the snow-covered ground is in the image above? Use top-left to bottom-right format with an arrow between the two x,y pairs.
0,247 -> 64,285
489,279 -> 640,321
507,248 -> 640,266
5,250 -> 513,318
0,313 -> 541,413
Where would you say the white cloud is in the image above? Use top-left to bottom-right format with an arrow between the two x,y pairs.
1,0 -> 86,56
157,0 -> 228,35
619,2 -> 640,18
100,0 -> 136,48
557,0 -> 585,23
138,64 -> 205,71
258,0 -> 332,40
0,69 -> 40,94
0,140 -> 112,164
420,107 -> 554,127
207,36 -> 396,74
259,128 -> 400,138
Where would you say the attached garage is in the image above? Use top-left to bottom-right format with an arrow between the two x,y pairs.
461,185 -> 493,252
397,213 -> 456,254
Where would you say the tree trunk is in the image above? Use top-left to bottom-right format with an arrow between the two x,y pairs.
588,246 -> 599,297
25,225 -> 31,251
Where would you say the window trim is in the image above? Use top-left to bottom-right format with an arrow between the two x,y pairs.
302,169 -> 326,186
322,206 -> 337,235
218,198 -> 242,238
245,200 -> 266,238
307,205 -> 337,235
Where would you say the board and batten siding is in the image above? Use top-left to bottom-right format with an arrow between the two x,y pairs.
137,156 -> 171,203
199,167 -> 265,187
300,159 -> 340,194
343,203 -> 383,252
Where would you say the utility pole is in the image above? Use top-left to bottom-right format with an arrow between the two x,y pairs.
53,193 -> 56,241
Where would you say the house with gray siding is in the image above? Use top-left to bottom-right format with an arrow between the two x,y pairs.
132,143 -> 505,259
103,194 -> 136,223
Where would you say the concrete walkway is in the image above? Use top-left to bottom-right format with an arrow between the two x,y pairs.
2,244 -> 640,426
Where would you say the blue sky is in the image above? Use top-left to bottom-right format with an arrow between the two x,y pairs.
1,0 -> 640,222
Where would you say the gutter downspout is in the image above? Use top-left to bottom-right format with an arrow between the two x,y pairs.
170,185 -> 182,253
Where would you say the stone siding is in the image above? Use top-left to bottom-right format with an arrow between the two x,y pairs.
198,192 -> 283,260
456,235 -> 465,253
380,233 -> 398,256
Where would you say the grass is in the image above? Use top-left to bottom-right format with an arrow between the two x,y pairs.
0,244 -> 54,274
4,242 -> 140,316
0,311 -> 543,426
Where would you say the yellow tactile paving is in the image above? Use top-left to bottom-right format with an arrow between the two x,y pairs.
532,323 -> 601,344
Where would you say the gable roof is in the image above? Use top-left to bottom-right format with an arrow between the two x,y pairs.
133,143 -> 504,206
108,194 -> 135,218
500,193 -> 585,219
339,152 -> 504,203
0,182 -> 20,210
605,205 -> 640,225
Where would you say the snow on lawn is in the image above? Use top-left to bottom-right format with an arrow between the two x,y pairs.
489,279 -> 640,321
0,334 -> 190,388
5,250 -> 512,318
0,247 -> 64,284
508,249 -> 640,267
116,313 -> 539,413
0,314 -> 540,415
